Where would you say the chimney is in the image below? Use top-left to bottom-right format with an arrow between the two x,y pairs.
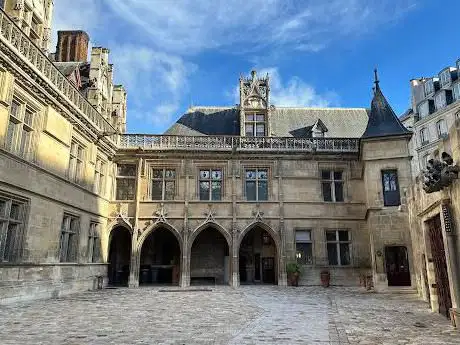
56,31 -> 89,62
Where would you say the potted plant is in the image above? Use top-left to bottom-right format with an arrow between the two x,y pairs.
286,262 -> 301,286
320,270 -> 330,287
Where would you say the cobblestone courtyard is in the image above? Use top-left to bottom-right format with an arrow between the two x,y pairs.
0,286 -> 458,345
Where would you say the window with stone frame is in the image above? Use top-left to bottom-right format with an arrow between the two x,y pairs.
93,157 -> 106,195
381,170 -> 400,206
295,230 -> 313,265
68,139 -> 85,184
326,230 -> 351,266
245,168 -> 268,201
59,214 -> 80,262
87,222 -> 101,263
440,70 -> 451,87
199,169 -> 222,201
424,79 -> 434,96
417,101 -> 430,118
436,119 -> 447,138
151,168 -> 176,200
0,195 -> 27,262
5,97 -> 38,160
453,83 -> 460,101
419,127 -> 429,145
435,92 -> 447,111
116,164 -> 136,200
321,170 -> 344,202
245,113 -> 266,137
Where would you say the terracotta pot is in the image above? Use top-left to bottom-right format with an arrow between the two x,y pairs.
320,271 -> 330,288
288,272 -> 299,286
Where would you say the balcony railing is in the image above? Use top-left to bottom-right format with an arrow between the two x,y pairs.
0,10 -> 116,139
119,135 -> 360,153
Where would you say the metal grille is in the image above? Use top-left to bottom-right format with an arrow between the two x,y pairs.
428,216 -> 452,318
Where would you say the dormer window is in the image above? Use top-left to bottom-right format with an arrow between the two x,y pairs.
245,113 -> 265,137
418,101 -> 430,118
440,70 -> 451,87
453,82 -> 460,101
424,79 -> 435,96
434,92 -> 447,111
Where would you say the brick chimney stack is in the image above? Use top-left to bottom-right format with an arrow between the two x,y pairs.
56,31 -> 90,62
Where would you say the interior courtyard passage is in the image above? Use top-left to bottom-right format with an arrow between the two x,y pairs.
0,287 -> 458,345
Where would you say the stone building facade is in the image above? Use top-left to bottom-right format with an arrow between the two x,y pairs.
0,4 -> 421,314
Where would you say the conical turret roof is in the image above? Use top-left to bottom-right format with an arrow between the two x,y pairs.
362,69 -> 411,139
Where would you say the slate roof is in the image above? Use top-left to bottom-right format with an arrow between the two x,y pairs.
362,71 -> 411,139
165,106 -> 370,138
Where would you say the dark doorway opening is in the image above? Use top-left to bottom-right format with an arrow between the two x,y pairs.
190,227 -> 230,285
108,226 -> 132,286
385,246 -> 411,286
139,227 -> 181,285
427,216 -> 452,319
239,227 -> 277,284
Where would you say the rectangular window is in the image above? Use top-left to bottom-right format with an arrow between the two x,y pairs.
245,113 -> 266,137
151,168 -> 176,200
326,230 -> 351,266
0,196 -> 26,262
5,99 -> 36,159
435,92 -> 446,111
59,214 -> 80,262
419,127 -> 428,145
245,168 -> 268,201
87,222 -> 100,263
424,80 -> 434,96
436,119 -> 447,138
321,170 -> 344,202
199,169 -> 222,201
381,170 -> 400,206
68,140 -> 85,184
116,164 -> 136,200
295,230 -> 313,265
453,83 -> 460,101
440,70 -> 451,86
418,101 -> 430,118
94,157 -> 106,195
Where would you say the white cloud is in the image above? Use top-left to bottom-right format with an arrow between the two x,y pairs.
105,0 -> 417,54
232,68 -> 338,108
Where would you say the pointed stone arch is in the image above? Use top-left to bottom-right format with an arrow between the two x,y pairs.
237,221 -> 280,250
189,221 -> 232,251
137,221 -> 183,252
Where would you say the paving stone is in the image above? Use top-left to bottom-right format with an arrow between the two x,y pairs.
0,286 -> 457,344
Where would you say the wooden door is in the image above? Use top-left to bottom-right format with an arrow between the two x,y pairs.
428,216 -> 452,318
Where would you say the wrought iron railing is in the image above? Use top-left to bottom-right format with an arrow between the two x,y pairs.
0,9 -> 116,140
119,134 -> 360,153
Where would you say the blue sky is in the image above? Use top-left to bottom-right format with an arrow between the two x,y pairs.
53,0 -> 460,134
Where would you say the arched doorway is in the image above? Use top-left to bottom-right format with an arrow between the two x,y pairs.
239,226 -> 277,284
190,226 -> 230,285
108,226 -> 132,286
139,227 -> 181,286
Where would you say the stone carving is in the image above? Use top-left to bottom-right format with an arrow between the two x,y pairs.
14,0 -> 25,10
423,152 -> 459,193
252,204 -> 264,222
154,203 -> 168,223
203,204 -> 216,223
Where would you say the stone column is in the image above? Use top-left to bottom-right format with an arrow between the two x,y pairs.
180,233 -> 190,287
128,158 -> 142,288
231,230 -> 239,287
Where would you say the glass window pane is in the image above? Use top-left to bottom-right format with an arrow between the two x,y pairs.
9,203 -> 20,220
321,170 -> 330,180
327,243 -> 338,265
296,243 -> 312,265
257,169 -> 268,180
0,200 -> 7,217
152,169 -> 163,179
246,170 -> 256,180
211,181 -> 221,200
245,125 -> 254,137
326,231 -> 337,241
333,171 -> 342,180
256,114 -> 265,121
245,114 -> 254,121
334,182 -> 344,202
258,181 -> 268,200
151,181 -> 163,200
164,181 -> 175,200
10,100 -> 20,118
211,170 -> 222,180
200,170 -> 210,179
338,230 -> 349,241
295,230 -> 311,242
24,110 -> 34,127
322,182 -> 332,201
165,170 -> 175,179
246,181 -> 256,200
118,164 -> 136,176
256,124 -> 265,136
340,243 -> 351,265
3,223 -> 17,261
199,181 -> 210,200
6,121 -> 15,150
